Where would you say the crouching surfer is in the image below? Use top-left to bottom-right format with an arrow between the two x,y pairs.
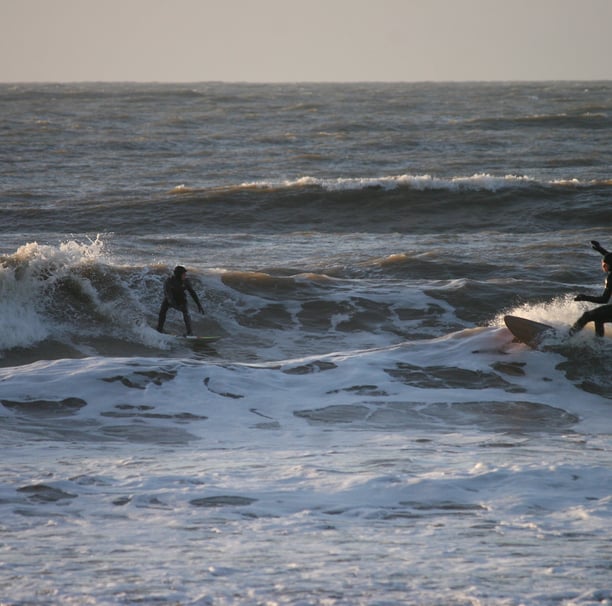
157,265 -> 205,336
570,241 -> 612,337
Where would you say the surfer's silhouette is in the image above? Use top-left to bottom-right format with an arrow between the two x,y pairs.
570,241 -> 612,337
157,266 -> 204,336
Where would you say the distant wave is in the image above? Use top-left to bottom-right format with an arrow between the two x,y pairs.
4,173 -> 611,238
171,173 -> 612,196
472,111 -> 612,130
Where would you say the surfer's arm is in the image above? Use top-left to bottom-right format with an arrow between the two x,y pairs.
575,275 -> 612,304
575,292 -> 611,304
591,240 -> 609,256
185,280 -> 205,313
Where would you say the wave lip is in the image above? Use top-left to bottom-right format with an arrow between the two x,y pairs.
199,172 -> 612,195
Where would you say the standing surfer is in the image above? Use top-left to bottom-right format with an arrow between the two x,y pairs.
570,240 -> 612,337
157,265 -> 205,336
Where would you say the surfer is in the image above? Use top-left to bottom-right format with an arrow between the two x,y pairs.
570,240 -> 612,337
156,265 -> 205,336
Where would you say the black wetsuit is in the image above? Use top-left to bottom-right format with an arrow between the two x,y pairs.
157,275 -> 203,335
571,272 -> 612,337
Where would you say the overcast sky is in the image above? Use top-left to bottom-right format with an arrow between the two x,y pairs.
1,0 -> 611,82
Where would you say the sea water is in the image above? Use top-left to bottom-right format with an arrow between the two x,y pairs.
1,82 -> 611,605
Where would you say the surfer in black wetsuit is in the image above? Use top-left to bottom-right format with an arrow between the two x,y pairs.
569,241 -> 612,337
157,265 -> 205,336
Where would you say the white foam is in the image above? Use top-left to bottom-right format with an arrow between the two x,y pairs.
1,323 -> 611,604
236,173 -> 598,193
499,294 -> 609,336
0,237 -> 108,350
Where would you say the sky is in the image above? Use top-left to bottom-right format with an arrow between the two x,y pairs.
1,0 -> 611,82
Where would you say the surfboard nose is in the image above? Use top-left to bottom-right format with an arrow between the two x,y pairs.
504,315 -> 555,348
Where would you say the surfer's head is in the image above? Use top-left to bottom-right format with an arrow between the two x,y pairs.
173,265 -> 187,279
603,253 -> 612,271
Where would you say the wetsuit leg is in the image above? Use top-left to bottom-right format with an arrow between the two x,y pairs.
157,299 -> 170,332
570,313 -> 588,335
570,305 -> 612,337
590,304 -> 612,337
181,305 -> 193,336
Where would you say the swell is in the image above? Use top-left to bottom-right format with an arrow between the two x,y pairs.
472,112 -> 612,131
4,177 -> 612,235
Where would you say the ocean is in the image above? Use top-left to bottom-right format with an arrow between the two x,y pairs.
1,81 -> 611,605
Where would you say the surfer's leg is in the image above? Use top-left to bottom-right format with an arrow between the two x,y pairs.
569,311 -> 590,336
181,305 -> 193,336
588,305 -> 612,337
571,305 -> 612,337
157,300 -> 170,332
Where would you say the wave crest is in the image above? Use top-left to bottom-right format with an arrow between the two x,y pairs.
233,173 -> 612,192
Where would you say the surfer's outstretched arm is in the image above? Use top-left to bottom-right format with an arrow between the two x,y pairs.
591,240 -> 609,256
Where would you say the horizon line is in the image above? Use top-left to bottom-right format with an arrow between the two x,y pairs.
2,78 -> 612,85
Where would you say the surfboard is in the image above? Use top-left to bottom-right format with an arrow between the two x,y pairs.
181,335 -> 221,344
504,315 -> 555,348
166,334 -> 221,345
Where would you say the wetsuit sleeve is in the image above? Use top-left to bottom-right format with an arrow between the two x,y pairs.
591,240 -> 609,256
185,279 -> 204,311
576,274 -> 612,304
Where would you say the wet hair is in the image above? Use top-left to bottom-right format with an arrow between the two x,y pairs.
173,265 -> 187,277
604,253 -> 612,267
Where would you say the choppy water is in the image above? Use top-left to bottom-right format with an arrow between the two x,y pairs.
1,82 -> 611,605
